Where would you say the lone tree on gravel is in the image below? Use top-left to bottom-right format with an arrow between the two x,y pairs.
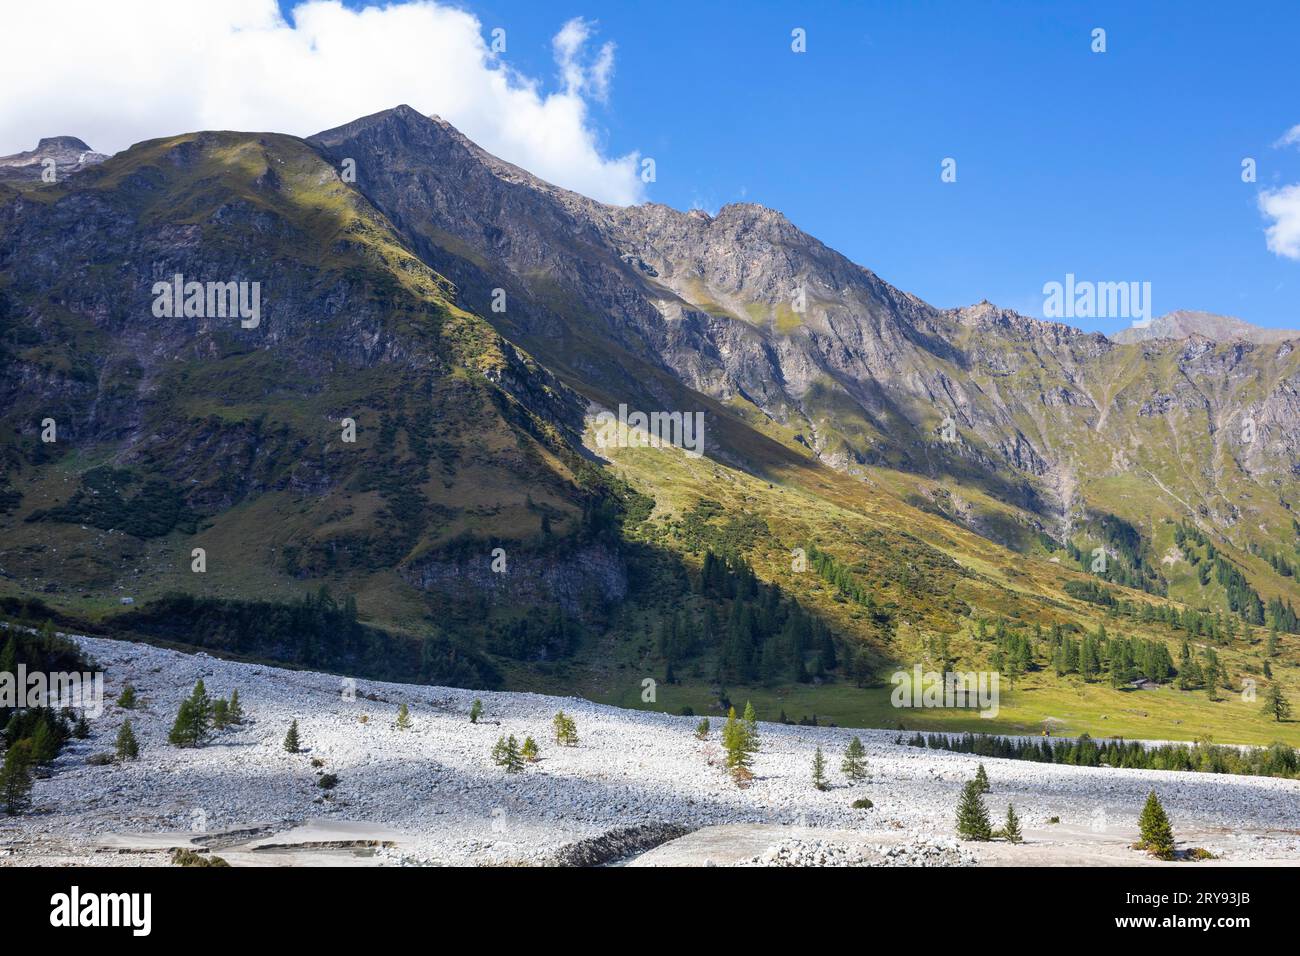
396,703 -> 412,731
521,736 -> 539,762
1002,804 -> 1023,843
974,763 -> 990,794
283,719 -> 301,754
841,737 -> 867,781
812,747 -> 829,791
115,719 -> 140,761
1137,791 -> 1175,860
956,780 -> 993,841
469,699 -> 483,724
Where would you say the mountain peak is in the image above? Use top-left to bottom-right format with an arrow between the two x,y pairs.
0,135 -> 107,180
1112,309 -> 1298,345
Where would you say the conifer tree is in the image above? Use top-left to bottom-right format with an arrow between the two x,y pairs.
841,736 -> 867,781
553,710 -> 578,746
469,699 -> 482,724
721,706 -> 752,779
283,719 -> 301,754
742,700 -> 760,754
956,780 -> 992,841
0,740 -> 34,815
168,698 -> 195,747
1137,790 -> 1175,859
1262,683 -> 1292,723
73,714 -> 90,739
212,698 -> 229,730
190,680 -> 212,730
521,736 -> 539,762
227,690 -> 244,724
695,717 -> 710,740
115,719 -> 140,760
811,746 -> 828,790
974,763 -> 990,794
116,684 -> 137,710
1002,804 -> 1023,843
396,703 -> 412,730
29,716 -> 59,764
167,680 -> 213,748
492,734 -> 524,772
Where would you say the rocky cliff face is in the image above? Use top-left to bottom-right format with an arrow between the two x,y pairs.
2,106 -> 1297,642
308,107 -> 1300,549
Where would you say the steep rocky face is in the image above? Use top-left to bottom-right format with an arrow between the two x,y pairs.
0,128 -> 596,591
0,136 -> 108,182
2,106 -> 1297,660
308,107 -> 1300,554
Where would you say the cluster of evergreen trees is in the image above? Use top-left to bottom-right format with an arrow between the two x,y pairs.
112,589 -> 501,690
721,701 -> 760,784
1064,514 -> 1165,595
0,622 -> 97,815
1043,623 -> 1176,686
167,680 -> 243,748
954,764 -> 1021,843
907,731 -> 1300,780
688,551 -> 840,685
1,707 -> 81,814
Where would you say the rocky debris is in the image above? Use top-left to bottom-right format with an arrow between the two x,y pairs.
548,822 -> 694,867
737,836 -> 975,867
2,636 -> 1300,867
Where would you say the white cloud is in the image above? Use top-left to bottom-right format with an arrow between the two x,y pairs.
1259,184 -> 1300,261
1273,124 -> 1300,149
551,17 -> 616,102
0,0 -> 643,204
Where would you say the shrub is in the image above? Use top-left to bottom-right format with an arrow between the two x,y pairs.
171,848 -> 230,867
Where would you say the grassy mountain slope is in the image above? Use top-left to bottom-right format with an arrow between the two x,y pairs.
1,111 -> 1298,746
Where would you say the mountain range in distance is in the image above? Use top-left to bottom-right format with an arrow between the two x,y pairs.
2,107 -> 1298,745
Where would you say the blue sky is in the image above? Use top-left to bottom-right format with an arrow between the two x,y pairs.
325,0 -> 1297,334
6,1 -> 1291,335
